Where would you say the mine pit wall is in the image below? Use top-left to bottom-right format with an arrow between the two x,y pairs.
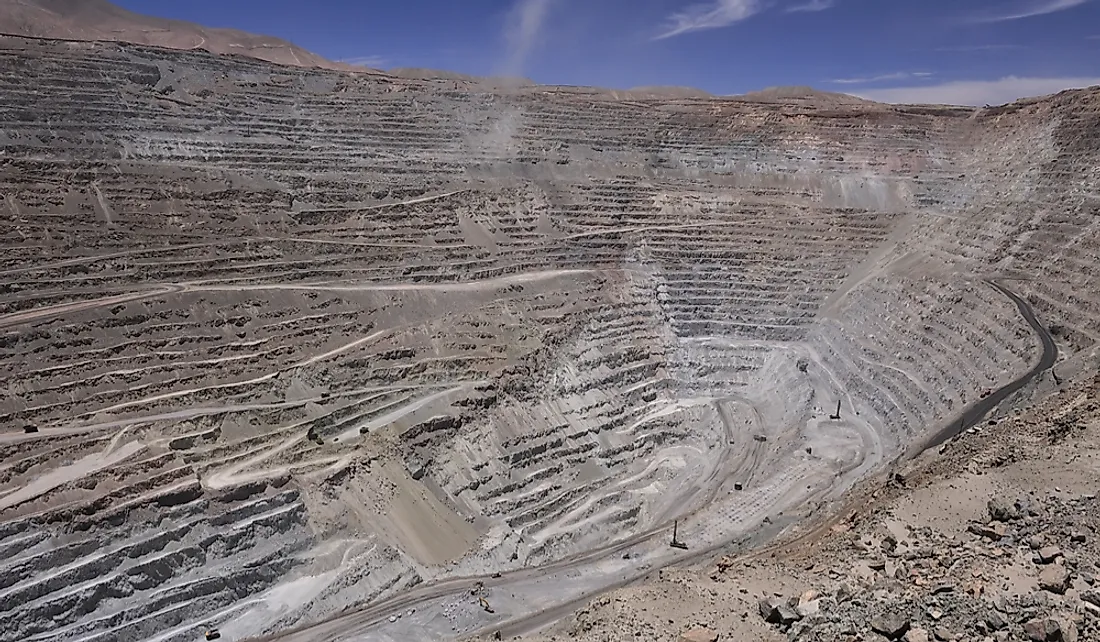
930,90 -> 1100,365
0,35 -> 1095,642
809,89 -> 1100,446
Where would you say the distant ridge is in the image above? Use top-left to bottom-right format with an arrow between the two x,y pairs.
737,85 -> 874,105
0,0 -> 355,70
0,0 -> 905,105
624,86 -> 714,99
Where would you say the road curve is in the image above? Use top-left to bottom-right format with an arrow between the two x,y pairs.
247,522 -> 682,642
252,278 -> 1056,642
916,278 -> 1057,454
248,400 -> 764,642
484,278 -> 1059,641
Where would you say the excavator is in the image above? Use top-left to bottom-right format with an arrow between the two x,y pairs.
478,596 -> 495,614
669,520 -> 688,550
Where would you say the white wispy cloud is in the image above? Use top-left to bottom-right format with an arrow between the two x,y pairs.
853,76 -> 1100,106
933,44 -> 1023,52
341,55 -> 388,68
829,71 -> 933,85
654,0 -> 766,40
967,0 -> 1091,23
501,0 -> 556,75
786,0 -> 835,12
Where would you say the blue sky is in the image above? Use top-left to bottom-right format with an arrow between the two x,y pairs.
113,0 -> 1100,105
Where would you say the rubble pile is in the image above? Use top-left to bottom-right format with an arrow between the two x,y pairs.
751,492 -> 1100,641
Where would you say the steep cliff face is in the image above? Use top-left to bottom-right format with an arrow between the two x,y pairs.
0,34 -> 1095,642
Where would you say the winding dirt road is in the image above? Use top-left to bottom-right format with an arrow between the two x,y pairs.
248,393 -> 863,641
916,278 -> 1057,453
244,279 -> 1053,642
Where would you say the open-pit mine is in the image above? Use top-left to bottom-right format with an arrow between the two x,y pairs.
0,31 -> 1097,642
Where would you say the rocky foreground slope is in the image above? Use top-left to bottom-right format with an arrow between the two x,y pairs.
0,33 -> 1097,642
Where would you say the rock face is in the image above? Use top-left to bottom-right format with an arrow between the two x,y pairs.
0,19 -> 1099,642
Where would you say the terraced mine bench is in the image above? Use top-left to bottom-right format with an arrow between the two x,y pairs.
0,33 -> 1096,642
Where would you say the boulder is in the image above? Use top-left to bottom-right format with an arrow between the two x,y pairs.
757,597 -> 800,625
1057,618 -> 1079,642
1023,619 -> 1056,641
988,497 -> 1020,522
795,599 -> 821,619
1038,565 -> 1070,594
931,583 -> 955,595
870,612 -> 911,639
1023,618 -> 1073,642
970,522 -> 1008,539
1038,546 -> 1063,564
1081,589 -> 1100,607
836,582 -> 857,602
679,627 -> 719,642
904,628 -> 931,642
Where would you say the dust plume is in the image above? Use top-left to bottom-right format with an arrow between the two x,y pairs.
464,0 -> 558,162
499,0 -> 556,79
